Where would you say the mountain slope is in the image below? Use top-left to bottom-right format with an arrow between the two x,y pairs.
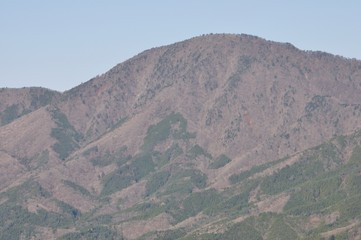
0,87 -> 60,126
1,34 -> 361,239
58,34 -> 361,165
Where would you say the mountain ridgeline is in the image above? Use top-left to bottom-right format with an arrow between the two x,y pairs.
1,34 -> 361,239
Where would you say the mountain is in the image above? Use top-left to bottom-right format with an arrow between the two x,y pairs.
1,34 -> 361,239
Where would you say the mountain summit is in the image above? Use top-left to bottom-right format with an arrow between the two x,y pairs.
1,34 -> 361,239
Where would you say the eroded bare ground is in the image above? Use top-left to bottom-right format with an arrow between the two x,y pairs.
120,213 -> 172,239
31,227 -> 76,240
254,193 -> 290,215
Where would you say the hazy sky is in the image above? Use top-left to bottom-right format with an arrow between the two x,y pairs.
1,1 -> 360,92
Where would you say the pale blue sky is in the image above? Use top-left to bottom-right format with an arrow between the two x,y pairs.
1,1 -> 360,92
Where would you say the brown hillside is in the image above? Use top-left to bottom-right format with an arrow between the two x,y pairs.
58,34 -> 361,167
0,87 -> 60,126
